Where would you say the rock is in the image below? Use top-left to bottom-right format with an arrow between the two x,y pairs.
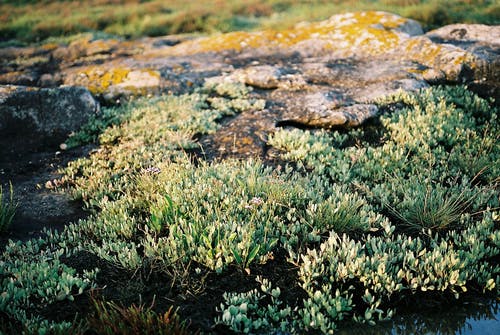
426,24 -> 500,45
64,67 -> 161,102
0,85 -> 99,145
103,69 -> 162,102
167,11 -> 423,57
281,104 -> 379,128
425,24 -> 500,98
0,11 -> 499,157
236,65 -> 282,89
39,73 -> 62,87
275,89 -> 381,128
0,71 -> 39,86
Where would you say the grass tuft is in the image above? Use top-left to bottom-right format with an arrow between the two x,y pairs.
87,294 -> 191,335
385,181 -> 473,233
0,183 -> 17,233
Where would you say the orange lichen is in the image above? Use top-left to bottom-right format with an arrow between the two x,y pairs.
168,11 -> 410,56
40,43 -> 59,51
401,37 -> 475,80
79,67 -> 131,94
75,67 -> 161,96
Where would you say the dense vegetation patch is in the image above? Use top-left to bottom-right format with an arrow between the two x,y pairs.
1,0 -> 498,45
0,84 -> 498,333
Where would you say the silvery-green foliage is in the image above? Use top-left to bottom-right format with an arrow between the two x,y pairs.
0,238 -> 97,331
139,159 -> 381,272
268,86 -> 499,234
296,211 -> 499,331
216,276 -> 293,334
62,82 -> 265,205
34,84 -> 498,333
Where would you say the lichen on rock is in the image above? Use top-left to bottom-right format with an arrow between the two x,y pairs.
0,85 -> 99,145
169,11 -> 422,57
0,11 -> 498,157
65,67 -> 161,102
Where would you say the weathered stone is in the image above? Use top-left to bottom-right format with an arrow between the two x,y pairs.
39,73 -> 62,87
166,11 -> 422,58
64,67 -> 161,102
0,71 -> 39,86
426,24 -> 500,45
236,65 -> 282,89
276,88 -> 380,127
0,11 -> 498,157
425,24 -> 500,98
282,103 -> 379,128
103,69 -> 162,102
0,85 -> 99,144
51,37 -> 136,63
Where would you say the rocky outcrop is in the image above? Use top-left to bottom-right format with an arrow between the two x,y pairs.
0,85 -> 99,145
424,24 -> 500,97
0,11 -> 498,157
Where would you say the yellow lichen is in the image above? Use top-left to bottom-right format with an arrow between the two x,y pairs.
166,11 -> 410,56
76,67 -> 161,95
401,37 -> 475,80
40,43 -> 59,51
80,67 -> 131,95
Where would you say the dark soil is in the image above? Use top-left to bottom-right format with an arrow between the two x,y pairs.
54,247 -> 305,334
0,134 -> 93,247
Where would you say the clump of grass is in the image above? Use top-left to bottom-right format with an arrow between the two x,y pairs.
87,295 -> 191,335
0,183 -> 17,233
385,182 -> 472,233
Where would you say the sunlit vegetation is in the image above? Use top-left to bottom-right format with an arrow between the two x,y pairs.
0,83 -> 498,333
1,0 -> 499,332
1,0 -> 498,45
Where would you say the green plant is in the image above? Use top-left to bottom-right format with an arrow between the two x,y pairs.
0,238 -> 97,333
0,183 -> 17,233
383,179 -> 474,232
297,211 -> 499,332
269,86 -> 499,232
87,295 -> 191,335
65,103 -> 132,148
216,276 -> 293,333
149,194 -> 178,234
3,83 -> 497,333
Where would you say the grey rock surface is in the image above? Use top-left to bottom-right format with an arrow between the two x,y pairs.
0,85 -> 99,143
0,11 -> 498,158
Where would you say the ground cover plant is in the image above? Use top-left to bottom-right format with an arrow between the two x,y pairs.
1,0 -> 498,46
0,83 -> 498,333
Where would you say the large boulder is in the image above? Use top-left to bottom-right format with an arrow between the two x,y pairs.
0,85 -> 99,145
0,11 -> 498,157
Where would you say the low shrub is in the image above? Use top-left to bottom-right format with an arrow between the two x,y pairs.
1,85 -> 498,333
